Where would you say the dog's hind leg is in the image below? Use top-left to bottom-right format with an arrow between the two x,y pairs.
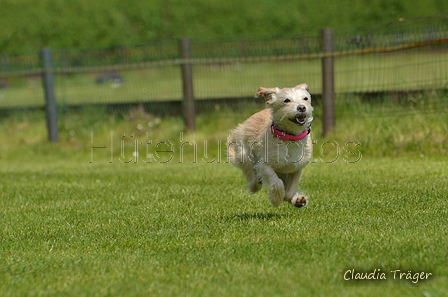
228,141 -> 262,193
255,163 -> 285,207
283,171 -> 308,208
240,162 -> 262,194
247,176 -> 262,194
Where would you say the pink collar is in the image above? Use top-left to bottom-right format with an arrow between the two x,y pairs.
270,123 -> 310,141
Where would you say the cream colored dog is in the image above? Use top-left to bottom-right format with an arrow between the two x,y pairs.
227,84 -> 313,208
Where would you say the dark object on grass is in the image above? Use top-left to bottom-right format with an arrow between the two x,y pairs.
95,72 -> 124,87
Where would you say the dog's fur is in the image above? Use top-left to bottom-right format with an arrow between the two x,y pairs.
227,84 -> 313,208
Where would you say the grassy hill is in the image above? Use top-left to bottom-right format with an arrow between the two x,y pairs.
1,0 -> 448,53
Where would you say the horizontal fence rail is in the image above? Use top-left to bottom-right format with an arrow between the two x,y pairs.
2,37 -> 448,78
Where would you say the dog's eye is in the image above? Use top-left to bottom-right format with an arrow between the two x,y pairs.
303,97 -> 309,101
284,99 -> 291,103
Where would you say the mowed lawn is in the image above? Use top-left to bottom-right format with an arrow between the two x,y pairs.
0,153 -> 447,296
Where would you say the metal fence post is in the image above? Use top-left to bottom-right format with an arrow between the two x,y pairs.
321,28 -> 335,136
40,47 -> 58,142
178,38 -> 196,131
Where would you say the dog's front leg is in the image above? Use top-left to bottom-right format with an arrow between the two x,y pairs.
255,163 -> 285,207
283,171 -> 308,208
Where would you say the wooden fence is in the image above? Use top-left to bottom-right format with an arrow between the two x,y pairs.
1,16 -> 448,141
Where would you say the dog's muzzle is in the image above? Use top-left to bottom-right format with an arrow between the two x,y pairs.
289,104 -> 308,126
290,115 -> 306,125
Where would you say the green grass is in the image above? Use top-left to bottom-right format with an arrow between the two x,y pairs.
0,99 -> 447,296
0,153 -> 447,296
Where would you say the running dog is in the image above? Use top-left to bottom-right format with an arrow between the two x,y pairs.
227,84 -> 313,208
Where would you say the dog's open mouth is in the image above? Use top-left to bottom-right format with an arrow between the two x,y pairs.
290,115 -> 307,125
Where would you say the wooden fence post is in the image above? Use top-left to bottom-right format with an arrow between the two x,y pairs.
178,38 -> 196,131
40,47 -> 58,142
321,28 -> 335,136
1,54 -> 9,71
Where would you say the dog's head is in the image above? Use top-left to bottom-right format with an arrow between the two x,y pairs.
256,84 -> 313,133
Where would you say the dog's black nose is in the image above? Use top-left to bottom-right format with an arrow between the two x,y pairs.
297,105 -> 306,112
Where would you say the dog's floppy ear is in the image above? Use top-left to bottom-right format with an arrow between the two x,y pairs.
293,83 -> 309,91
255,87 -> 279,104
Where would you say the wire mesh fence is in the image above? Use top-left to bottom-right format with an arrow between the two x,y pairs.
1,14 -> 448,118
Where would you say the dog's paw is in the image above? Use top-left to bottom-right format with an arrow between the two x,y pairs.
290,194 -> 308,208
247,179 -> 262,194
269,180 -> 285,207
